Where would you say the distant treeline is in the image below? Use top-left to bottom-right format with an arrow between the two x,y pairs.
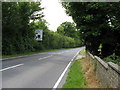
2,2 -> 81,55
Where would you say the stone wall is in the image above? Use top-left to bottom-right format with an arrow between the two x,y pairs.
86,51 -> 120,88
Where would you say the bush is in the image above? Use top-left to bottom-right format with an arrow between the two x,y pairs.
2,2 -> 82,55
41,30 -> 81,50
103,53 -> 120,64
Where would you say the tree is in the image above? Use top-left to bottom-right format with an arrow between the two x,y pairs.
2,2 -> 82,55
57,21 -> 79,39
62,2 -> 120,58
2,2 -> 43,55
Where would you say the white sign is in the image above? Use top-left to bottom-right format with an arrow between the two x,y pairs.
35,29 -> 43,41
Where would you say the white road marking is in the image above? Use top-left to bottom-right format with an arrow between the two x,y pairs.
53,50 -> 81,89
39,50 -> 72,55
0,64 -> 24,72
38,55 -> 53,60
49,51 -> 70,55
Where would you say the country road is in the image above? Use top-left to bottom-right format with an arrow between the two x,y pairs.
1,47 -> 84,88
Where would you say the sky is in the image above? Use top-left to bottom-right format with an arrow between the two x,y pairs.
41,0 -> 73,31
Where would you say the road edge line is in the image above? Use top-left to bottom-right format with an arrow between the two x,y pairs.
52,49 -> 81,89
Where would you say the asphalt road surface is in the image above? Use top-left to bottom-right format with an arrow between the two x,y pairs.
1,47 -> 84,88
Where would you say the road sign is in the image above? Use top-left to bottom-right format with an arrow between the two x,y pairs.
35,29 -> 43,41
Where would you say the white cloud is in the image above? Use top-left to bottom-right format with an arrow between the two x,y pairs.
41,0 -> 73,31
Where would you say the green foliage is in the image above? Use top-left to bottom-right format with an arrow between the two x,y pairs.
2,2 -> 81,55
42,30 -> 80,49
62,2 -> 120,60
57,21 -> 80,40
104,53 -> 120,64
2,2 -> 43,55
62,60 -> 87,88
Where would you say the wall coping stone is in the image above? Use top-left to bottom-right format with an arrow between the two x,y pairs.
88,52 -> 94,59
108,62 -> 120,74
94,56 -> 108,69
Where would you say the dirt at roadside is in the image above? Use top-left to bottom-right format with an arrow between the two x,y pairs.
78,57 -> 102,88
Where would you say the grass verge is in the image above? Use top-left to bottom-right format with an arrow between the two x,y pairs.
79,58 -> 102,88
62,60 -> 87,88
79,48 -> 86,55
62,48 -> 102,88
2,48 -> 72,59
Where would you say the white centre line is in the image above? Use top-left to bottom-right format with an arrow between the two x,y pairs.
53,50 -> 81,89
0,63 -> 24,72
38,55 -> 53,60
